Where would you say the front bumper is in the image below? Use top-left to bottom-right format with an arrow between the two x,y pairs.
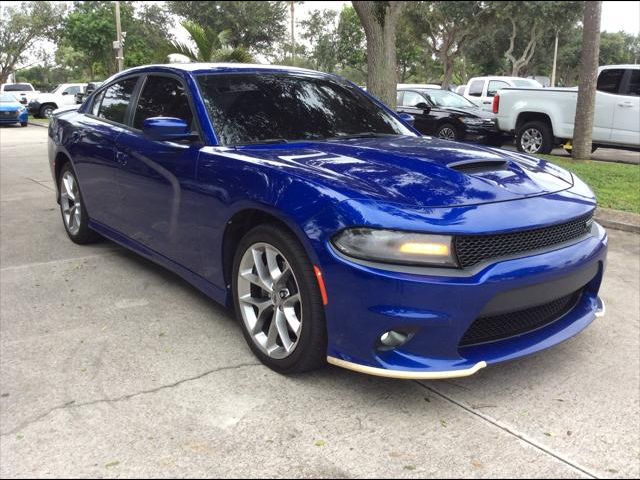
320,222 -> 608,379
0,110 -> 28,124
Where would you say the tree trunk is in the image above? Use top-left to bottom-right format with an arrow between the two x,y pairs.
353,1 -> 404,109
442,57 -> 454,89
572,1 -> 602,160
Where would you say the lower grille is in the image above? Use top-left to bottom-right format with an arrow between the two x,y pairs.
459,289 -> 583,347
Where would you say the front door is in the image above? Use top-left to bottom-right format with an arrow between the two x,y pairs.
113,74 -> 205,272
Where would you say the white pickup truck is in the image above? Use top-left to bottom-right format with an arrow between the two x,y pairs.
493,65 -> 640,154
28,83 -> 86,118
0,82 -> 40,104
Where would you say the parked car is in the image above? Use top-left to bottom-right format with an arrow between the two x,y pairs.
75,81 -> 103,104
0,82 -> 40,105
48,63 -> 607,380
461,76 -> 543,110
494,65 -> 640,154
397,87 -> 506,146
28,83 -> 86,118
0,93 -> 28,127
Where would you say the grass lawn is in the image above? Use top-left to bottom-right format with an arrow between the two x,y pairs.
540,155 -> 640,214
28,115 -> 49,125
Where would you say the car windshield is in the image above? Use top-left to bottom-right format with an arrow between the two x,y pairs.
196,73 -> 415,145
423,90 -> 476,108
512,79 -> 542,88
0,94 -> 18,103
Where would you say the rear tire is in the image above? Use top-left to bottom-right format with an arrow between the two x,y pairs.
232,224 -> 327,374
39,104 -> 56,119
20,122 -> 27,127
58,162 -> 101,244
516,121 -> 553,154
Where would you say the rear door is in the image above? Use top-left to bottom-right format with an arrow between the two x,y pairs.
113,73 -> 204,271
68,76 -> 139,227
611,69 -> 640,146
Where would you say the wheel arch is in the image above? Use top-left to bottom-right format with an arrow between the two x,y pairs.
515,112 -> 554,135
53,150 -> 72,202
220,206 -> 321,306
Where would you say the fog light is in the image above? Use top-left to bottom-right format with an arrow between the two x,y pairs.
377,330 -> 412,351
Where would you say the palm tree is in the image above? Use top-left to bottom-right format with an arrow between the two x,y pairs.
171,20 -> 254,63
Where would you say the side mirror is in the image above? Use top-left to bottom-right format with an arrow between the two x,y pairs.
142,117 -> 194,141
415,102 -> 431,113
398,112 -> 415,126
62,91 -> 69,96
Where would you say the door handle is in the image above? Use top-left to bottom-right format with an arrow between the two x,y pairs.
617,101 -> 634,107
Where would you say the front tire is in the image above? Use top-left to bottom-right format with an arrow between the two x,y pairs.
232,224 -> 327,374
436,123 -> 459,141
58,163 -> 100,244
516,121 -> 553,154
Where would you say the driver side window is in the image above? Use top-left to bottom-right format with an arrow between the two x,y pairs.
402,91 -> 427,108
133,75 -> 195,131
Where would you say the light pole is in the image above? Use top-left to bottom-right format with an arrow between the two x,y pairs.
551,31 -> 559,87
290,1 -> 295,64
114,1 -> 124,72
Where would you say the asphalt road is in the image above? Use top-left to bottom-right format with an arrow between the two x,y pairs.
1,125 -> 638,478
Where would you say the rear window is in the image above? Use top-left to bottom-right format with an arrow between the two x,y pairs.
468,80 -> 484,96
597,69 -> 625,94
3,84 -> 33,92
511,79 -> 541,88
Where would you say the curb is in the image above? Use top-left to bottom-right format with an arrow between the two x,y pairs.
595,208 -> 640,234
28,121 -> 49,128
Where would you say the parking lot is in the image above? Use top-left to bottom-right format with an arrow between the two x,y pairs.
0,125 -> 638,478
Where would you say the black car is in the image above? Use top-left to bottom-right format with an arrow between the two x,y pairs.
397,88 -> 507,146
75,81 -> 102,104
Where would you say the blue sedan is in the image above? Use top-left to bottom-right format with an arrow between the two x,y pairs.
0,93 -> 28,126
47,64 -> 607,379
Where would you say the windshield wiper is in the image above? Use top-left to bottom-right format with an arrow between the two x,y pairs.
326,132 -> 400,140
236,138 -> 289,146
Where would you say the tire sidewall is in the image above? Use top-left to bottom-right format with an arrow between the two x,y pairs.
232,224 -> 326,374
59,163 -> 97,244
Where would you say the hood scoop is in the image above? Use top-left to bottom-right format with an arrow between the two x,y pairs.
448,159 -> 509,174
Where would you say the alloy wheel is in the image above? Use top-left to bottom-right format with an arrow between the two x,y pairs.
520,128 -> 543,153
237,242 -> 303,360
60,171 -> 81,235
438,127 -> 456,140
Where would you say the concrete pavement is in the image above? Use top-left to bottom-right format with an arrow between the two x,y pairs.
1,125 -> 638,478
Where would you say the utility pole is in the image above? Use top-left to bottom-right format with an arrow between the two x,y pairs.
114,1 -> 124,72
551,31 -> 559,87
290,1 -> 295,64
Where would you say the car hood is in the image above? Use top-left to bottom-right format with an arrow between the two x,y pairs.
232,136 -> 574,208
0,103 -> 22,111
437,106 -> 495,119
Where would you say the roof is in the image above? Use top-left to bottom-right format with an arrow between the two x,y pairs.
117,62 -> 324,76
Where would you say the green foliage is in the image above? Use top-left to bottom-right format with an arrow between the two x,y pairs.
170,20 -> 254,63
300,9 -> 339,72
166,1 -> 287,54
0,1 -> 66,82
336,6 -> 367,75
58,1 -> 174,80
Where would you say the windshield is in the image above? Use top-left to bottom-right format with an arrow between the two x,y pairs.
422,90 -> 476,108
196,73 -> 415,145
0,94 -> 18,103
512,79 -> 542,88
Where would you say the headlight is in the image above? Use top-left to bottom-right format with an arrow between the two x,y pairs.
332,228 -> 458,267
460,117 -> 485,126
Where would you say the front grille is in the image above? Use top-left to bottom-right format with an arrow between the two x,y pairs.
0,111 -> 17,119
459,289 -> 583,347
454,213 -> 593,268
